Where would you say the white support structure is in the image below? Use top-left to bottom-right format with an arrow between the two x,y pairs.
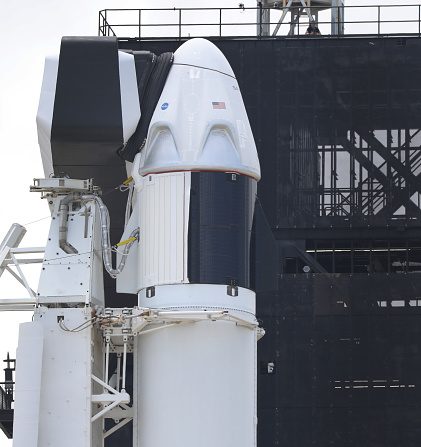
272,0 -> 315,37
258,0 -> 345,37
2,37 -> 265,447
0,224 -> 45,310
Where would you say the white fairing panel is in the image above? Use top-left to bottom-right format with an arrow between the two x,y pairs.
118,51 -> 141,142
138,38 -> 260,179
36,55 -> 59,177
13,323 -> 44,447
116,197 -> 140,294
117,171 -> 190,293
14,308 -> 101,447
138,172 -> 190,290
38,197 -> 104,306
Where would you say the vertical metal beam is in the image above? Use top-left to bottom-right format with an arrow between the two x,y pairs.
331,0 -> 344,35
257,1 -> 271,37
138,9 -> 141,40
273,0 -> 315,36
272,0 -> 294,36
298,0 -> 315,25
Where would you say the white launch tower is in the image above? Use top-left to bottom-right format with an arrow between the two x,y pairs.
0,38 -> 264,446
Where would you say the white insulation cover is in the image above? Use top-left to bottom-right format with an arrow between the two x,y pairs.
137,38 -> 261,180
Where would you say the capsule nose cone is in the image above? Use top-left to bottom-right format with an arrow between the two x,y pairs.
174,38 -> 235,78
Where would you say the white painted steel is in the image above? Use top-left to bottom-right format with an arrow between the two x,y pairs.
0,299 -> 35,311
137,38 -> 261,180
14,308 -> 103,447
36,55 -> 58,177
138,283 -> 256,315
134,285 -> 257,447
118,51 -> 142,142
264,0 -> 334,7
13,322 -> 44,447
31,177 -> 92,193
37,196 -> 104,306
116,197 -> 140,294
0,224 -> 26,253
0,224 -> 26,278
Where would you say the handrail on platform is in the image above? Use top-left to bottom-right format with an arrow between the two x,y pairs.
98,4 -> 421,40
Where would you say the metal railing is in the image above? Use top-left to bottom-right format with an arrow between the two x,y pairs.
98,4 -> 421,40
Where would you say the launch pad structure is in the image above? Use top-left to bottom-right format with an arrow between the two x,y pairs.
2,2 -> 421,447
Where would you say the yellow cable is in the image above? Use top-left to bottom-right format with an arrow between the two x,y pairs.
115,236 -> 137,247
122,176 -> 133,186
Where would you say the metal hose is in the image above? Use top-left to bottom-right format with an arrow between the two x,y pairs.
82,194 -> 139,278
58,195 -> 78,254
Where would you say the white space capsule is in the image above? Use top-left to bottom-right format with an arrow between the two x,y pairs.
118,38 -> 261,447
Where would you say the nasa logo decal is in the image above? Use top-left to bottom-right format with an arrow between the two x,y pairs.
161,102 -> 169,110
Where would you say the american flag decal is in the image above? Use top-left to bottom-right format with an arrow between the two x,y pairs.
212,101 -> 226,109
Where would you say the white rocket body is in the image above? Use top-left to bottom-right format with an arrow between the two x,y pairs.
12,38 -> 261,447
117,38 -> 261,447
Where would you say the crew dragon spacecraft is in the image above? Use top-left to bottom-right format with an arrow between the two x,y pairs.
8,37 -> 263,446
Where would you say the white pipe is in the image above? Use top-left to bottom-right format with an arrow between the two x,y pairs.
122,341 -> 127,392
58,195 -> 78,254
104,340 -> 110,393
116,354 -> 121,393
82,194 -> 139,278
124,184 -> 134,228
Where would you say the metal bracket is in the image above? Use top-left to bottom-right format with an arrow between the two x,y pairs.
91,374 -> 130,423
272,0 -> 315,36
30,178 -> 94,197
0,226 -> 45,310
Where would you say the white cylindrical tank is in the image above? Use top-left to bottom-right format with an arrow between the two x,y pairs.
131,38 -> 261,447
135,285 -> 257,447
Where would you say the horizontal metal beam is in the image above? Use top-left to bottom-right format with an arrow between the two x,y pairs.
273,226 -> 421,240
4,258 -> 44,265
361,130 -> 421,193
0,299 -> 36,312
10,247 -> 45,254
0,410 -> 13,422
341,137 -> 421,218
